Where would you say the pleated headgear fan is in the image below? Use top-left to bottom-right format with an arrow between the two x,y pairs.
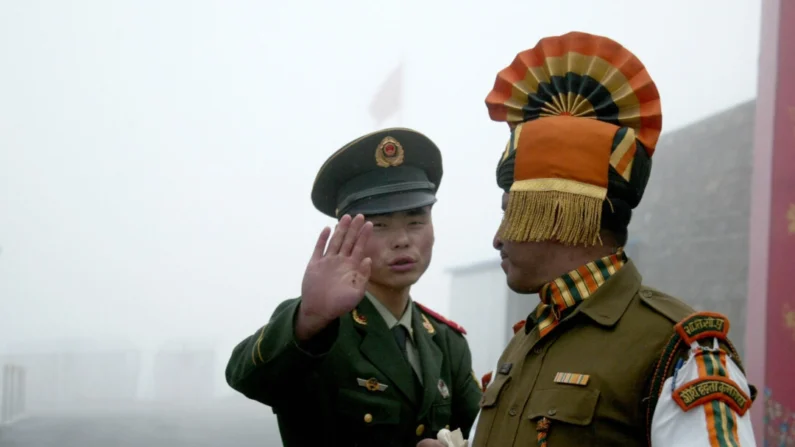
488,31 -> 663,247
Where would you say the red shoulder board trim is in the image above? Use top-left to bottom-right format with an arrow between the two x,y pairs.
674,312 -> 730,345
512,320 -> 526,334
415,302 -> 467,335
481,371 -> 493,392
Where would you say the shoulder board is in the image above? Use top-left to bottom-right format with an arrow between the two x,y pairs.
512,320 -> 526,334
638,288 -> 695,324
415,302 -> 467,335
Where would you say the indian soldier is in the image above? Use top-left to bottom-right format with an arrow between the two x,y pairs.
226,128 -> 482,447
422,31 -> 757,447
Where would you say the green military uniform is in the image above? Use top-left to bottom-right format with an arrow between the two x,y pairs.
225,128 -> 482,447
471,32 -> 755,446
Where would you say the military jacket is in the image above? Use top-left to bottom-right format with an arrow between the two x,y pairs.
226,296 -> 482,447
471,261 -> 754,447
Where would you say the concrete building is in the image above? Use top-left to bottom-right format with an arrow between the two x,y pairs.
0,349 -> 141,412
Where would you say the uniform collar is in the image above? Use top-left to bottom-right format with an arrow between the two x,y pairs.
365,292 -> 415,341
575,259 -> 642,327
527,252 -> 640,333
529,251 -> 626,326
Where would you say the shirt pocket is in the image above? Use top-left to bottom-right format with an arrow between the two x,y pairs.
525,387 -> 600,446
430,400 -> 452,431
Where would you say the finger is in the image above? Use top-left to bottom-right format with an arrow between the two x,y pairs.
311,226 -> 331,260
339,214 -> 365,256
350,220 -> 373,261
326,214 -> 352,255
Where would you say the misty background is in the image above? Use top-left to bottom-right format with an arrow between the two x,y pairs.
0,0 -> 762,445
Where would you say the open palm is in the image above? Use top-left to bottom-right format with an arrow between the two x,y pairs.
300,214 -> 373,325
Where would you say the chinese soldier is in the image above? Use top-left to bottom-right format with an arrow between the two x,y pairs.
226,128 -> 482,447
459,32 -> 756,446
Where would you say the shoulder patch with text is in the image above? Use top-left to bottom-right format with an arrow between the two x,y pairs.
674,312 -> 730,345
673,376 -> 751,416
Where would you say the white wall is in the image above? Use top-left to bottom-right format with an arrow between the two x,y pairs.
448,263 -> 507,378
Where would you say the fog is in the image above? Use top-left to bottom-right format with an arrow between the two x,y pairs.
0,0 -> 761,445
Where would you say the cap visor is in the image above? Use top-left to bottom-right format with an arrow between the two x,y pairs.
343,190 -> 437,217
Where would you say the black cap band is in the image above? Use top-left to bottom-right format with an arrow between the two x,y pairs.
335,166 -> 436,217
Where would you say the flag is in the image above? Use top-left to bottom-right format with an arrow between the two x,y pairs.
368,63 -> 403,126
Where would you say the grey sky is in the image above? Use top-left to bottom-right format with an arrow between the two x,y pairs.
0,0 -> 760,360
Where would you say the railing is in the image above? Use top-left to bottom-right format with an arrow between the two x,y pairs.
1,364 -> 26,425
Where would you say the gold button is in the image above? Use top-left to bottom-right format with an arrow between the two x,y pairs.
416,424 -> 425,436
364,413 -> 373,423
547,409 -> 557,416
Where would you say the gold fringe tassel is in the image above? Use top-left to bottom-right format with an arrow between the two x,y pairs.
499,190 -> 604,246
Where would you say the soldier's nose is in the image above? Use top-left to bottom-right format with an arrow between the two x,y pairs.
493,233 -> 503,250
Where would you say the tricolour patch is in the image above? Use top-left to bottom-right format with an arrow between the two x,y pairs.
415,302 -> 466,335
554,372 -> 590,386
645,313 -> 746,447
674,312 -> 730,345
673,376 -> 751,416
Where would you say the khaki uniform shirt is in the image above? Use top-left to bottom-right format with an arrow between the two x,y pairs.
472,261 -> 712,446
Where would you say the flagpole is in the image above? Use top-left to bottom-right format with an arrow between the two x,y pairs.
398,54 -> 405,127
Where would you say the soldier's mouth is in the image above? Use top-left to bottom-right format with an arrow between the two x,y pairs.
389,256 -> 417,272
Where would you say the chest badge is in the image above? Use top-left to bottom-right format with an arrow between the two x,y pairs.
554,372 -> 590,386
358,377 -> 388,392
352,309 -> 368,326
421,314 -> 435,334
437,379 -> 450,399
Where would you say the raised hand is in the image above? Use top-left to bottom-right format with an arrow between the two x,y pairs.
295,214 -> 373,341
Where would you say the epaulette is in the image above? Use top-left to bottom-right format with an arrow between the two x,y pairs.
512,320 -> 526,334
644,311 -> 748,446
415,302 -> 467,335
638,287 -> 695,324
